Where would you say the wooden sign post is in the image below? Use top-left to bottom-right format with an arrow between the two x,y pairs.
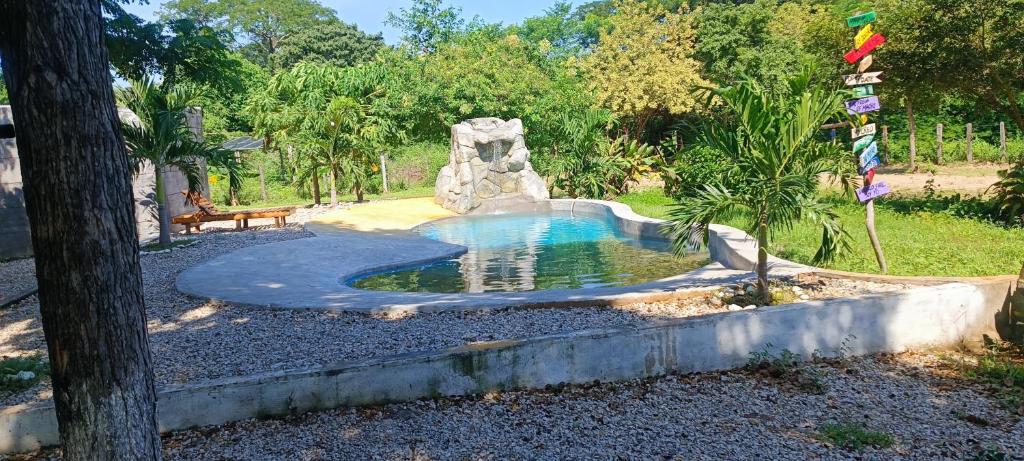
844,11 -> 888,274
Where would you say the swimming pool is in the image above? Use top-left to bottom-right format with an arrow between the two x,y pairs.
348,211 -> 708,293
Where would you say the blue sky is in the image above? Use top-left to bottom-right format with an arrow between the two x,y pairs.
124,1 -> 561,44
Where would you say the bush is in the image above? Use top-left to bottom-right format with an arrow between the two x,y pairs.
888,136 -> 1024,164
668,145 -> 730,199
386,142 -> 449,191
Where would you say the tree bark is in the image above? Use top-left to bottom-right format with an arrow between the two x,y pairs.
906,99 -> 918,170
330,166 -> 338,207
258,162 -> 268,202
0,2 -> 162,460
756,214 -> 770,305
311,171 -> 321,205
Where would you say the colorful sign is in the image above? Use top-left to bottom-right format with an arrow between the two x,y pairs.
846,96 -> 881,115
844,34 -> 887,64
852,85 -> 874,98
864,168 -> 876,184
857,55 -> 874,73
847,11 -> 877,28
855,25 -> 874,48
859,142 -> 879,166
851,123 -> 877,138
859,156 -> 881,175
854,135 -> 875,152
856,182 -> 891,202
843,71 -> 883,86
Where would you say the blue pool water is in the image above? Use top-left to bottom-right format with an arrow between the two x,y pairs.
348,212 -> 708,293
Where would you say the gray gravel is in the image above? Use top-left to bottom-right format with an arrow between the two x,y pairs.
155,352 -> 1023,460
0,258 -> 36,303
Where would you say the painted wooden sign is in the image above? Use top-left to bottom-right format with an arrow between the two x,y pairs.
864,168 -> 876,184
843,71 -> 883,86
844,34 -> 886,64
860,114 -> 869,125
846,96 -> 881,115
855,25 -> 874,48
859,142 -> 879,166
857,55 -> 874,73
854,135 -> 875,152
851,123 -> 877,138
847,11 -> 877,28
856,182 -> 890,202
852,85 -> 874,98
859,156 -> 881,175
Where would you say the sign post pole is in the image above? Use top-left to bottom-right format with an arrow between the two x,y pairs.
845,11 -> 889,273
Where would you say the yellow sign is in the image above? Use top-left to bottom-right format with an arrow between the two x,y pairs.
860,114 -> 869,125
855,24 -> 874,48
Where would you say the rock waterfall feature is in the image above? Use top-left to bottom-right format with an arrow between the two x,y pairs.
435,118 -> 549,214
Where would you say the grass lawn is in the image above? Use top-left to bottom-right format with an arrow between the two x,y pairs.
617,188 -> 1024,277
219,186 -> 435,211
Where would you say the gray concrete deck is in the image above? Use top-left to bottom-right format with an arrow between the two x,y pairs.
176,199 -> 809,313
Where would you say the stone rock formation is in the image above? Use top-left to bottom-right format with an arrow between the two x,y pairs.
435,118 -> 549,213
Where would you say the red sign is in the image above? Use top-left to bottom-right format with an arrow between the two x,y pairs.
844,34 -> 886,64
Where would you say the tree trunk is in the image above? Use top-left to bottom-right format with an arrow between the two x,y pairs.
906,99 -> 918,170
155,169 -> 172,246
257,162 -> 268,202
756,214 -> 770,305
0,2 -> 162,460
354,181 -> 364,203
330,167 -> 338,207
311,171 -> 321,206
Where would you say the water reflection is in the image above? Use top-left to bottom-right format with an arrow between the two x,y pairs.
349,212 -> 708,293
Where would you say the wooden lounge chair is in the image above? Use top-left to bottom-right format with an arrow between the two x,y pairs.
171,191 -> 296,234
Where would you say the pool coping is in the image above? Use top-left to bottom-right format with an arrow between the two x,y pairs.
175,199 -> 810,313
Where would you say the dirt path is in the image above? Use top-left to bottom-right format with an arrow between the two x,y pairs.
875,163 -> 1003,196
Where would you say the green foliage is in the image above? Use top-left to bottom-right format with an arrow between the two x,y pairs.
663,143 -> 730,199
387,142 -> 450,190
0,355 -> 49,395
669,69 -> 852,301
386,0 -> 466,54
161,0 -> 336,69
990,162 -> 1024,225
817,423 -> 896,451
746,344 -> 827,394
0,73 -> 7,104
275,21 -> 385,70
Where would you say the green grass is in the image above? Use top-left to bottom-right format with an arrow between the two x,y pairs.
0,355 -> 49,395
141,239 -> 195,252
616,188 -> 1024,277
817,422 -> 896,451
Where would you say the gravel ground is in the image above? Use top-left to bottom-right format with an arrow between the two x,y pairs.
0,216 -> 915,408
0,258 -> 36,303
143,352 -> 1017,460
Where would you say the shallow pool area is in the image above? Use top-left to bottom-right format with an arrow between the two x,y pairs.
348,212 -> 708,293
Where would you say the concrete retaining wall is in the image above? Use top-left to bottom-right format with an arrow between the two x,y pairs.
0,278 -> 1013,454
0,106 -> 209,258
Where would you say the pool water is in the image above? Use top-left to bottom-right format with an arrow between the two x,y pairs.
348,212 -> 709,293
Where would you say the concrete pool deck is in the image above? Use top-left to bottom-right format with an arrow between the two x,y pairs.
176,198 -> 810,313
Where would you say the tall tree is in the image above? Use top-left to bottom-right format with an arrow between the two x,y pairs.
579,0 -> 709,135
0,2 -> 162,459
162,0 -> 335,69
275,21 -> 385,69
385,0 -> 466,54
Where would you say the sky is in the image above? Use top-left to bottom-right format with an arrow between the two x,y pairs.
124,0 -> 560,44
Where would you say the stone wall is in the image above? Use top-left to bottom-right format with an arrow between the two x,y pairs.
0,105 -> 209,259
435,118 -> 548,214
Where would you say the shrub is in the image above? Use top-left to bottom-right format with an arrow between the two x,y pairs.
817,422 -> 896,451
667,144 -> 730,199
386,142 -> 449,191
989,162 -> 1024,225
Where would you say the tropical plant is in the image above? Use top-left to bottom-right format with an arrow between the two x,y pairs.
119,78 -> 238,245
989,162 -> 1024,225
668,70 -> 853,303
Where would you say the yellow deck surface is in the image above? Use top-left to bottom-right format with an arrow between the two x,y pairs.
307,197 -> 455,234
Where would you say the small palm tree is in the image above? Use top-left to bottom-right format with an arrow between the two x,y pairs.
669,70 -> 853,303
119,78 -> 237,245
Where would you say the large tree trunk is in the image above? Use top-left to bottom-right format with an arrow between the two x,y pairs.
311,171 -> 321,205
0,2 -> 162,460
906,99 -> 918,170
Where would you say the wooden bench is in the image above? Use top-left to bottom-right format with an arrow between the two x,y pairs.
171,191 -> 296,234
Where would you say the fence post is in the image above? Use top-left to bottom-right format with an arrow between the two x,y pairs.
1001,122 -> 1008,163
882,125 -> 890,163
966,123 -> 973,162
936,123 -> 943,164
380,152 -> 389,194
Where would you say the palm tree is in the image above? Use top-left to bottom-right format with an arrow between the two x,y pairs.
119,78 -> 237,245
669,70 -> 854,304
